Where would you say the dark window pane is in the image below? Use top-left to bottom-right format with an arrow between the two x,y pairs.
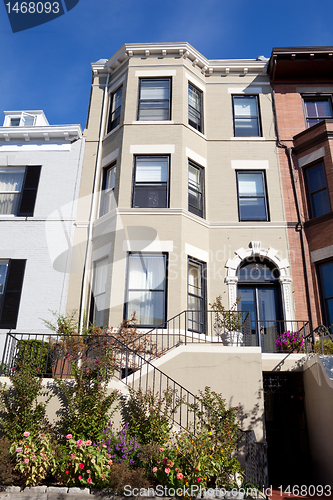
188,84 -> 202,132
321,262 -> 333,299
308,164 -> 327,192
312,191 -> 331,217
233,96 -> 261,137
234,118 -> 260,136
138,79 -> 170,121
239,197 -> 267,220
133,185 -> 167,208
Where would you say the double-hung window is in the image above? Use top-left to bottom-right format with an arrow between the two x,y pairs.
305,163 -> 331,218
318,260 -> 333,332
188,83 -> 203,132
0,259 -> 26,329
9,113 -> 35,127
0,166 -> 41,216
303,96 -> 333,128
237,171 -> 268,221
232,95 -> 261,137
107,86 -> 122,133
91,257 -> 108,327
188,258 -> 206,333
132,156 -> 169,208
125,253 -> 167,327
188,161 -> 204,218
137,78 -> 171,121
100,163 -> 116,216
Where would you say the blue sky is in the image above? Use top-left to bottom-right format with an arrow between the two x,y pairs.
1,0 -> 333,129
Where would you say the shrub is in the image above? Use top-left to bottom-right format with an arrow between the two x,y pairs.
0,437 -> 20,486
14,339 -> 53,376
0,362 -> 51,442
314,338 -> 333,354
108,463 -> 151,494
61,435 -> 112,488
101,422 -> 140,467
10,432 -> 57,486
128,387 -> 178,445
55,354 -> 118,442
152,447 -> 185,489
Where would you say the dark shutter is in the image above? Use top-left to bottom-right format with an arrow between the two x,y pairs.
17,166 -> 41,216
0,260 -> 26,329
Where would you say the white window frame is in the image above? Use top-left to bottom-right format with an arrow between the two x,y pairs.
0,167 -> 26,216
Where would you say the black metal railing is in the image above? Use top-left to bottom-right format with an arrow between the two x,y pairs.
304,324 -> 333,354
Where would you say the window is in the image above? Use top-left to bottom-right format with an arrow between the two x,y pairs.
132,156 -> 169,208
107,86 -> 122,133
305,163 -> 331,218
91,257 -> 108,327
188,83 -> 203,132
237,171 -> 268,221
100,163 -> 116,216
232,95 -> 261,137
125,253 -> 167,327
318,260 -> 333,331
0,166 -> 41,216
188,258 -> 206,333
0,259 -> 26,329
188,161 -> 204,218
137,78 -> 171,121
9,113 -> 36,127
303,97 -> 333,128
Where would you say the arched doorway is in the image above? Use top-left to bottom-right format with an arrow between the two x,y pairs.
237,260 -> 283,352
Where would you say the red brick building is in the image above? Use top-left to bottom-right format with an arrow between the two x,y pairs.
269,46 -> 333,331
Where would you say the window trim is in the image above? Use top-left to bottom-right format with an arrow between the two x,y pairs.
188,82 -> 203,133
100,161 -> 116,217
236,170 -> 269,222
304,161 -> 331,219
302,94 -> 333,128
132,155 -> 170,209
187,257 -> 206,334
188,160 -> 205,218
124,252 -> 168,328
232,94 -> 262,137
137,77 -> 172,121
0,165 -> 41,217
107,85 -> 123,134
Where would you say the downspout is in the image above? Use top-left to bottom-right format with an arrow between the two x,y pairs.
78,70 -> 110,332
271,84 -> 314,331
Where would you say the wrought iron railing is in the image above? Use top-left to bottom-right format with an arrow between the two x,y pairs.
304,324 -> 333,354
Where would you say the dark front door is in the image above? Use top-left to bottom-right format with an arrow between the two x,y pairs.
237,261 -> 283,352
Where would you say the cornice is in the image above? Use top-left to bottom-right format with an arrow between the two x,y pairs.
0,124 -> 82,143
91,42 -> 268,77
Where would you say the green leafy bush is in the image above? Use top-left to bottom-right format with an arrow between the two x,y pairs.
128,387 -> 177,445
55,354 -> 118,442
314,338 -> 333,354
61,435 -> 112,488
15,339 -> 53,376
0,362 -> 51,442
10,432 -> 57,486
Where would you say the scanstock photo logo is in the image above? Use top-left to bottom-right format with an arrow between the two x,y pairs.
4,0 -> 79,32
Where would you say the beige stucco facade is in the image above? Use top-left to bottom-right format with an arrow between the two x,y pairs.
66,43 -> 298,333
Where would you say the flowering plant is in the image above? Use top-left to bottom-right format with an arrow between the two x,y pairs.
101,422 -> 140,467
276,330 -> 305,352
62,435 -> 112,488
10,432 -> 57,485
152,447 -> 185,489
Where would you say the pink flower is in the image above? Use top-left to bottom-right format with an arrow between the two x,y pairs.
16,447 -> 22,452
65,470 -> 69,475
197,478 -> 203,483
87,470 -> 91,474
91,459 -> 95,464
108,460 -> 113,465
160,447 -> 165,451
40,452 -> 44,456
165,468 -> 171,474
102,444 -> 107,448
78,476 -> 82,480
66,434 -> 72,439
177,473 -> 184,480
157,461 -> 161,464
23,432 -> 30,437
152,467 -> 158,473
24,458 -> 29,463
76,439 -> 84,447
87,478 -> 92,484
79,463 -> 84,469
162,457 -> 168,465
106,465 -> 110,469
70,453 -> 76,459
85,440 -> 92,446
